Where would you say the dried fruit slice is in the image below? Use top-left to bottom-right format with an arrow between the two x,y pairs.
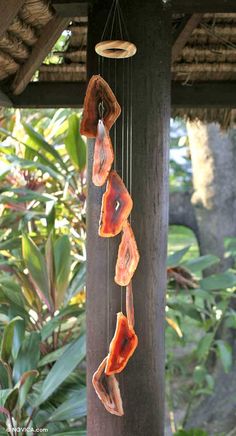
80,75 -> 121,138
126,281 -> 135,329
92,356 -> 124,416
115,221 -> 140,286
99,171 -> 133,237
105,312 -> 138,375
92,120 -> 114,186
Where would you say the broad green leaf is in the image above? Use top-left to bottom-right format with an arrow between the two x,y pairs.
23,123 -> 67,171
200,272 -> 236,291
66,262 -> 86,303
168,301 -> 202,322
0,388 -> 18,411
193,365 -> 206,384
184,255 -> 220,274
205,374 -> 214,390
174,430 -> 208,436
167,246 -> 190,267
0,237 -> 20,251
18,370 -> 39,409
0,390 -> 11,407
0,361 -> 9,389
54,235 -> 71,307
38,344 -> 69,367
225,312 -> 236,328
7,155 -> 63,181
65,114 -> 86,170
4,387 -> 18,411
1,316 -> 23,362
45,231 -> 55,306
49,387 -> 86,422
196,333 -> 214,361
41,305 -> 84,341
35,334 -> 86,406
215,340 -> 232,373
22,234 -> 52,310
13,332 -> 40,382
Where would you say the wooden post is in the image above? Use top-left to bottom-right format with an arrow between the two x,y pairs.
86,1 -> 171,435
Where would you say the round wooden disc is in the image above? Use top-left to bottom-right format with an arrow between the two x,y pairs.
95,40 -> 137,59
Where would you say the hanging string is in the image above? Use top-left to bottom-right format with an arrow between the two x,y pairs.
129,57 -> 133,224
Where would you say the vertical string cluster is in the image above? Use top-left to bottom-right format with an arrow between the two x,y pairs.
80,0 -> 138,417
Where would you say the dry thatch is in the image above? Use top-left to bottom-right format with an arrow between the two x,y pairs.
172,13 -> 236,125
0,51 -> 19,80
19,0 -> 54,29
38,63 -> 86,82
0,32 -> 29,62
8,17 -> 37,46
172,108 -> 236,129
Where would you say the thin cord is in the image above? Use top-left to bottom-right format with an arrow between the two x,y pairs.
126,58 -> 130,192
120,57 -> 126,313
101,0 -> 117,41
114,59 -> 117,171
129,57 -> 133,224
107,237 -> 110,349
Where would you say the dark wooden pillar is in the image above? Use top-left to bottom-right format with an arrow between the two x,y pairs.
86,1 -> 171,435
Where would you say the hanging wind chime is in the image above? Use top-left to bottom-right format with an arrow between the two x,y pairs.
80,0 -> 138,416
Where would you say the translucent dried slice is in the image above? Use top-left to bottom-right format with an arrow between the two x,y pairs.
105,312 -> 138,375
115,221 -> 140,286
92,120 -> 114,186
126,281 -> 135,329
92,356 -> 124,416
80,75 -> 121,138
99,171 -> 133,237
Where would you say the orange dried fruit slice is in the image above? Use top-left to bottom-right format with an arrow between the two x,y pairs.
99,171 -> 133,237
115,221 -> 140,286
92,357 -> 124,416
92,120 -> 114,186
80,75 -> 121,138
105,312 -> 138,375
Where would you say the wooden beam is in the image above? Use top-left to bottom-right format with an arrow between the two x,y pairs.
0,0 -> 25,38
172,14 -> 203,62
52,0 -> 88,17
171,0 -> 236,13
12,15 -> 70,95
0,89 -> 13,107
171,81 -> 236,108
7,82 -> 85,107
5,81 -> 236,108
86,0 -> 171,435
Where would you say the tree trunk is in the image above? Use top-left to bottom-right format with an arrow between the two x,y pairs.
173,121 -> 236,432
187,120 -> 236,271
86,1 -> 171,435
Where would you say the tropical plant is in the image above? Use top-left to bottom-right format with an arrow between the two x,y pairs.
0,109 -> 87,435
166,237 -> 236,433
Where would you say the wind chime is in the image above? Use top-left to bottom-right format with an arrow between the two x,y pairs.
80,0 -> 138,416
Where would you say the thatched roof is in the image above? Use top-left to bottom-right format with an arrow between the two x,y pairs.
0,3 -> 236,126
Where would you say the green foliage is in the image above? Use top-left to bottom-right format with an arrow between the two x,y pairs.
166,225 -> 236,432
0,109 -> 86,433
174,430 -> 208,436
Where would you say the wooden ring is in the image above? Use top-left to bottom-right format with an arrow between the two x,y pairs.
95,40 -> 137,59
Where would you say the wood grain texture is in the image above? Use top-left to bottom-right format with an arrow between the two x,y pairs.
86,0 -> 171,435
0,89 -> 12,107
172,14 -> 203,62
52,0 -> 88,17
0,0 -> 25,38
171,0 -> 236,13
7,82 -> 85,107
95,40 -> 137,59
12,15 -> 70,95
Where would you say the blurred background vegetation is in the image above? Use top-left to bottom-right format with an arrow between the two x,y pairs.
0,108 -> 236,435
